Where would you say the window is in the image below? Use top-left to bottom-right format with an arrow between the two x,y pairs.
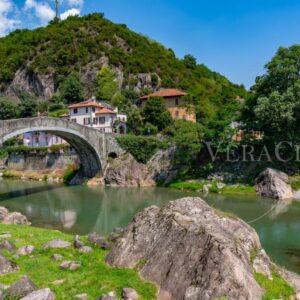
86,107 -> 89,113
92,107 -> 95,113
98,117 -> 105,124
84,118 -> 91,125
175,98 -> 179,106
93,118 -> 98,125
71,118 -> 77,123
56,136 -> 59,143
74,108 -> 78,114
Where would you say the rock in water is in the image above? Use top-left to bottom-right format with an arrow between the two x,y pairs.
106,197 -> 300,300
0,253 -> 18,274
20,288 -> 56,300
255,168 -> 293,200
8,276 -> 37,298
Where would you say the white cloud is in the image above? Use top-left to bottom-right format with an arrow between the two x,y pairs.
0,0 -> 20,36
60,8 -> 80,20
67,0 -> 84,7
24,0 -> 55,24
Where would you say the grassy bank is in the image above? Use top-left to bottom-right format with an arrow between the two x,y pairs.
0,224 -> 157,299
168,180 -> 256,196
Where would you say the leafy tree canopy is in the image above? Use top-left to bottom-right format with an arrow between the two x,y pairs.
142,96 -> 173,131
0,98 -> 20,120
59,73 -> 84,104
96,66 -> 118,101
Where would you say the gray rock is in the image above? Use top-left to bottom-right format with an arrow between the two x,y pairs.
0,234 -> 12,239
2,212 -> 30,225
217,182 -> 226,189
88,233 -> 110,250
79,246 -> 92,253
203,184 -> 212,193
20,288 -> 56,300
51,254 -> 63,261
106,197 -> 266,300
17,245 -> 35,256
0,253 -> 18,274
8,276 -> 37,298
44,239 -> 71,250
74,293 -> 88,299
0,240 -> 16,252
255,168 -> 293,200
74,235 -> 84,249
0,283 -> 9,290
109,228 -> 124,242
51,279 -> 65,285
0,207 -> 9,221
60,261 -> 81,271
99,292 -> 117,300
122,288 -> 138,300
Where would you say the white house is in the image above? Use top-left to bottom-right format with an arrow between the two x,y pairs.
68,98 -> 127,134
23,132 -> 66,147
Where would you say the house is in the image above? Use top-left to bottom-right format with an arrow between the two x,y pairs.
138,88 -> 196,123
23,132 -> 67,147
68,97 -> 127,134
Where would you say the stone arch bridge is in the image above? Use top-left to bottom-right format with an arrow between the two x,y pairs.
0,117 -> 125,178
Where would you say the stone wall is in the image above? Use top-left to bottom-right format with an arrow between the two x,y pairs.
2,154 -> 79,171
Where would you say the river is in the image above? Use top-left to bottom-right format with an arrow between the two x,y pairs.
0,178 -> 300,274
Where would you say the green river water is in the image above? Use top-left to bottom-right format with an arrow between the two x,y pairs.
0,178 -> 300,274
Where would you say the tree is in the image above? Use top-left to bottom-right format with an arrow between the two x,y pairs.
60,73 -> 84,104
96,66 -> 118,101
243,45 -> 300,145
142,97 -> 173,131
19,92 -> 38,118
0,98 -> 21,120
173,120 -> 203,166
183,54 -> 197,69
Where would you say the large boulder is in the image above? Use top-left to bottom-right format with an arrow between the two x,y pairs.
106,197 -> 300,300
104,154 -> 155,187
255,168 -> 293,200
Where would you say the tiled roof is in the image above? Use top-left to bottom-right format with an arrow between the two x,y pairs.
68,99 -> 102,109
95,108 -> 116,115
139,89 -> 188,100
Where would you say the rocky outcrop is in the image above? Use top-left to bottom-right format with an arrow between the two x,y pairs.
106,197 -> 300,300
0,253 -> 18,274
255,168 -> 294,200
104,154 -> 155,187
103,147 -> 178,187
0,207 -> 30,225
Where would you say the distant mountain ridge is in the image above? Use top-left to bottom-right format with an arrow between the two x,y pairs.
0,13 -> 247,100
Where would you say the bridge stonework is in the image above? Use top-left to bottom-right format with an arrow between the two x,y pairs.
0,117 -> 125,178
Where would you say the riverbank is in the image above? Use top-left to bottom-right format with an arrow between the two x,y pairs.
168,179 -> 256,195
0,223 -> 156,299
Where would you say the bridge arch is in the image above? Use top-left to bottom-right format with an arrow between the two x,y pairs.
0,117 -> 109,178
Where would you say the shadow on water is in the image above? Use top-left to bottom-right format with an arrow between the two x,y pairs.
0,184 -> 65,202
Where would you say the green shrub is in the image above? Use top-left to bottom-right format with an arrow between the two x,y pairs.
0,150 -> 8,159
5,146 -> 48,155
116,135 -> 167,163
63,164 -> 79,185
49,144 -> 69,154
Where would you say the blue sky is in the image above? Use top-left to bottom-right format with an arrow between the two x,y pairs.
1,0 -> 300,88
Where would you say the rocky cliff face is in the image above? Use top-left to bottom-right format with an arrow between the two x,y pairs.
103,147 -> 178,187
106,197 -> 300,300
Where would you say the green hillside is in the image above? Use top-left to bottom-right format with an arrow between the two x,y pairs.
0,13 -> 247,99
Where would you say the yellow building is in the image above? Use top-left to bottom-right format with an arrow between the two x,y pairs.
139,89 -> 196,123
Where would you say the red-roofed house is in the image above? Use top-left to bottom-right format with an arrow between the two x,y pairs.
139,89 -> 196,123
68,97 -> 127,134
